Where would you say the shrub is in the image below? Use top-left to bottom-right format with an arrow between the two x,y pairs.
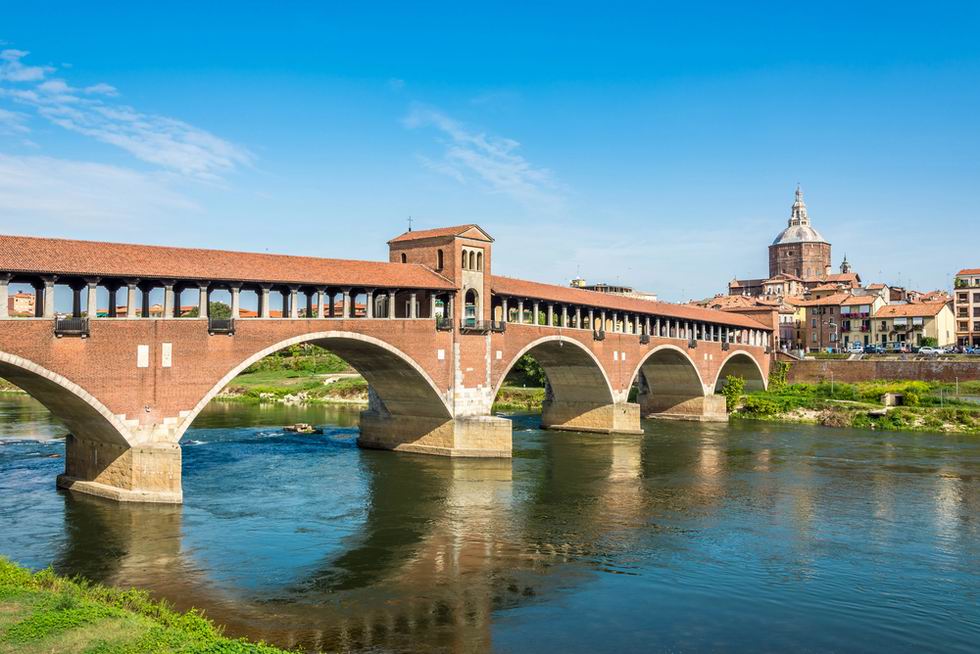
818,409 -> 852,428
741,395 -> 780,418
768,361 -> 790,390
722,375 -> 745,412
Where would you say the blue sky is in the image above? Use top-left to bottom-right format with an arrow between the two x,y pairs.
1,2 -> 978,300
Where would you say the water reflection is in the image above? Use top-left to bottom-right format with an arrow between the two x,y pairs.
0,398 -> 979,653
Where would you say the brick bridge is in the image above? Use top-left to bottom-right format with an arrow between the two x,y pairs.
0,225 -> 772,503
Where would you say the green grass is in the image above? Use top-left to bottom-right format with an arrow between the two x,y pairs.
493,386 -> 545,412
0,558 -> 295,653
734,379 -> 980,433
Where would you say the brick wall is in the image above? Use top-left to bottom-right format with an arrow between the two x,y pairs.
787,358 -> 980,383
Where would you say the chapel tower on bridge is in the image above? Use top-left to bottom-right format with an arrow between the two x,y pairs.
768,186 -> 831,279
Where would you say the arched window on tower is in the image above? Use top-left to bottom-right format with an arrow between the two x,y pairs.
462,251 -> 468,269
400,253 -> 407,263
469,251 -> 476,270
436,249 -> 444,270
476,251 -> 483,271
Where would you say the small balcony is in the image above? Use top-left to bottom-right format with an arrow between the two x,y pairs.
593,329 -> 606,341
435,316 -> 454,331
722,340 -> 730,351
490,320 -> 506,333
208,317 -> 235,336
54,317 -> 89,338
639,333 -> 650,345
688,336 -> 698,349
460,320 -> 491,334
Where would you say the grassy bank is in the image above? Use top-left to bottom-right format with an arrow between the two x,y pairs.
732,379 -> 980,434
0,558 -> 292,653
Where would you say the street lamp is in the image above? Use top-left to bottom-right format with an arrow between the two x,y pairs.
824,320 -> 839,354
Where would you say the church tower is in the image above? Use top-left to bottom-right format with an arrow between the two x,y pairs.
768,186 -> 832,279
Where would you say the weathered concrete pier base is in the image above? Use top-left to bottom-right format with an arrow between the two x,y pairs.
541,400 -> 642,434
57,435 -> 183,503
638,393 -> 728,422
358,412 -> 513,457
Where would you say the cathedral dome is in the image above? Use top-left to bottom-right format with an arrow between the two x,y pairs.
771,223 -> 828,245
771,185 -> 828,245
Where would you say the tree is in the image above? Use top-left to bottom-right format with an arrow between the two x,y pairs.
183,302 -> 231,319
919,336 -> 938,347
505,354 -> 548,387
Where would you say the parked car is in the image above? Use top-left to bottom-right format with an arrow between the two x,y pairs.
918,346 -> 942,355
847,342 -> 864,354
863,344 -> 884,354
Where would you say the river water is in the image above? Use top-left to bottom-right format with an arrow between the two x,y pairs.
0,394 -> 978,653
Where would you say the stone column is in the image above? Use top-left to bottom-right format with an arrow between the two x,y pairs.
546,303 -> 554,326
229,285 -> 241,319
140,284 -> 152,318
644,316 -> 651,335
430,292 -> 437,319
197,283 -> 209,318
409,291 -> 418,319
533,301 -> 540,325
305,290 -> 313,318
600,310 -> 607,332
0,273 -> 10,319
162,281 -> 175,319
288,286 -> 299,319
126,280 -> 139,319
517,299 -> 524,324
588,308 -> 594,329
341,288 -> 352,318
327,290 -> 336,317
562,305 -> 568,327
70,283 -> 83,318
502,297 -> 509,322
39,276 -> 56,319
366,289 -> 375,319
388,290 -> 396,319
612,312 -> 619,332
316,287 -> 326,319
446,293 -> 454,319
106,283 -> 120,318
259,284 -> 271,318
575,306 -> 582,328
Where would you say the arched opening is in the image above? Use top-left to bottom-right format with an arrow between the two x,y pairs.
631,346 -> 717,420
713,351 -> 766,393
461,251 -> 468,269
400,253 -> 407,264
469,251 -> 476,271
178,332 -> 452,446
436,249 -> 444,270
476,251 -> 483,271
463,288 -> 479,325
493,337 -> 620,433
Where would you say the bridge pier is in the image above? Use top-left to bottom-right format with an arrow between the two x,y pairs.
541,400 -> 642,434
637,392 -> 728,422
57,435 -> 183,503
357,412 -> 512,457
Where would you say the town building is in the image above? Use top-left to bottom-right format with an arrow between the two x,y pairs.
875,302 -> 956,348
7,292 -> 34,317
953,268 -> 980,346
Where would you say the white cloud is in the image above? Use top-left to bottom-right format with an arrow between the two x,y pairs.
0,49 -> 251,180
0,49 -> 53,82
0,108 -> 29,134
0,153 -> 198,227
403,105 -> 563,209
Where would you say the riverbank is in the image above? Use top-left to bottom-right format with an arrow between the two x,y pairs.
732,379 -> 980,434
0,558 -> 292,653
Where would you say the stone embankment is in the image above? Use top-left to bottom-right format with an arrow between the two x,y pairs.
788,359 -> 980,384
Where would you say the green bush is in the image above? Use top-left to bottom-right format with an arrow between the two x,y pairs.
722,375 -> 745,412
741,395 -> 781,418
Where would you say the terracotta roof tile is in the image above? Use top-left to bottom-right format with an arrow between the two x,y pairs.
957,268 -> 980,276
876,302 -> 949,318
388,224 -> 492,243
492,275 -> 769,329
0,234 -> 455,290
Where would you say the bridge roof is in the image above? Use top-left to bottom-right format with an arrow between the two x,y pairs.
0,234 -> 456,290
491,275 -> 771,330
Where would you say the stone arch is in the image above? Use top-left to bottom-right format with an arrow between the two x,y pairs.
174,331 -> 452,442
0,350 -> 133,447
713,350 -> 767,392
630,345 -> 720,420
495,336 -> 625,432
